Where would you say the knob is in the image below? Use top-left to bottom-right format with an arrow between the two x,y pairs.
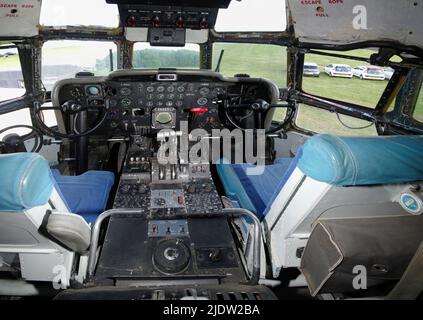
127,15 -> 136,28
209,248 -> 222,262
121,185 -> 131,194
199,17 -> 208,29
152,16 -> 160,28
176,17 -> 184,28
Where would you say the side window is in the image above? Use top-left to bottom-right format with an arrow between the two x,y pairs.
0,46 -> 25,102
413,86 -> 423,123
302,49 -> 398,109
0,109 -> 33,140
0,46 -> 32,137
295,104 -> 377,136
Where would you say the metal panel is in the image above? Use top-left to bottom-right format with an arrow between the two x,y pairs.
288,0 -> 423,49
0,0 -> 41,37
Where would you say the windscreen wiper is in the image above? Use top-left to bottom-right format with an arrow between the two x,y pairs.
215,49 -> 225,73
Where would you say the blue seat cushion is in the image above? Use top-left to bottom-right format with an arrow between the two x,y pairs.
217,158 -> 294,221
51,170 -> 115,224
298,134 -> 423,186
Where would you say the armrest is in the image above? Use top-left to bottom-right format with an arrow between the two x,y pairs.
46,212 -> 91,254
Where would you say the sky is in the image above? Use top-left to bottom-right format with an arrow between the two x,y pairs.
40,0 -> 286,32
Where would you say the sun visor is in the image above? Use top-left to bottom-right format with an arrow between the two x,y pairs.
0,0 -> 41,37
287,0 -> 423,49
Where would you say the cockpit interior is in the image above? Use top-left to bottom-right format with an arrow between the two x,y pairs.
1,0 -> 423,301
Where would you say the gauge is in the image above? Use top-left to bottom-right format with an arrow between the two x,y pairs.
120,87 -> 132,96
176,101 -> 184,107
86,85 -> 101,96
105,86 -> 117,96
167,86 -> 175,93
157,86 -> 165,93
166,101 -> 174,107
108,99 -> 118,108
157,94 -> 165,100
121,98 -> 132,107
147,94 -> 154,100
214,87 -> 226,96
70,87 -> 83,98
177,86 -> 185,93
146,101 -> 154,107
199,87 -> 211,96
197,97 -> 208,106
177,94 -> 185,100
167,94 -> 175,100
147,86 -> 155,93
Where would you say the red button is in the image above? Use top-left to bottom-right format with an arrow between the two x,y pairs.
178,196 -> 184,205
190,108 -> 208,116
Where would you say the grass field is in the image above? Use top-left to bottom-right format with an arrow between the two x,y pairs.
0,54 -> 20,69
212,43 -> 288,87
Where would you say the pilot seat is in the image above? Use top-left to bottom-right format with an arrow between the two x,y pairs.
0,153 -> 114,293
217,134 -> 423,277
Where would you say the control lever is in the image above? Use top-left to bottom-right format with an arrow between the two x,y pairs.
171,164 -> 178,180
159,166 -> 166,180
209,248 -> 222,262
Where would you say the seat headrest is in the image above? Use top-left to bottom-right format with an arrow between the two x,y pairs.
298,134 -> 423,186
0,153 -> 53,211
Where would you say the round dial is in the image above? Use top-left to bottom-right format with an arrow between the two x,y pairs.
108,99 -> 118,108
214,87 -> 226,96
70,87 -> 83,98
199,87 -> 210,96
121,98 -> 132,107
197,97 -> 208,106
86,85 -> 101,96
120,87 -> 132,96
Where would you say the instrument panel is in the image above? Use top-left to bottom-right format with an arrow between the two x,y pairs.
55,71 -> 278,137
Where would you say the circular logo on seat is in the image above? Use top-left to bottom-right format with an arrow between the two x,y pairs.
400,193 -> 422,215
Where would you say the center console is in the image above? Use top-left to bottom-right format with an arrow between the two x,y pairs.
113,136 -> 223,216
91,133 -> 249,288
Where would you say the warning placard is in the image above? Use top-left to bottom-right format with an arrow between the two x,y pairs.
0,0 -> 41,37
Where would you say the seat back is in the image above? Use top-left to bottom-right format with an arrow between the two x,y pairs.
0,153 -> 90,287
264,135 -> 423,277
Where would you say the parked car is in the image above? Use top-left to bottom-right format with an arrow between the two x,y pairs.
303,62 -> 320,77
384,67 -> 395,80
324,64 -> 353,78
352,66 -> 386,80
